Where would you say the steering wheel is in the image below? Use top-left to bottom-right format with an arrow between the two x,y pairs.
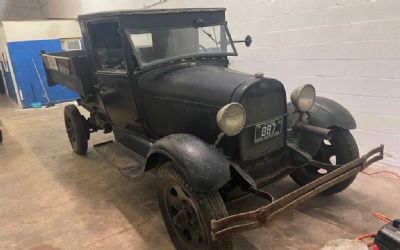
198,45 -> 207,53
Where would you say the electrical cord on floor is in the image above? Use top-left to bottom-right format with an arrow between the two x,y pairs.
372,212 -> 391,223
355,232 -> 376,247
361,170 -> 400,181
356,170 -> 399,248
354,212 -> 393,248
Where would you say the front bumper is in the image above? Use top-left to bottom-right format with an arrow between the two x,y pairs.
211,144 -> 384,240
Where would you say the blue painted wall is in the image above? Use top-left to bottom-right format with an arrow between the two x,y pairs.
7,39 -> 78,108
0,61 -> 18,102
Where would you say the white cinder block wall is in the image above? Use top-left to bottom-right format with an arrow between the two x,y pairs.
40,0 -> 165,18
149,0 -> 400,167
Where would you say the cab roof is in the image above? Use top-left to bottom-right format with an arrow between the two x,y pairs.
78,8 -> 227,29
79,8 -> 225,20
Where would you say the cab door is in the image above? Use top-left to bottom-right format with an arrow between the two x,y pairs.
87,21 -> 143,133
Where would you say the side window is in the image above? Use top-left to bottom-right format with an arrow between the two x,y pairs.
87,21 -> 126,72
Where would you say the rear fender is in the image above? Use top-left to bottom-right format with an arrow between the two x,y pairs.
288,96 -> 356,157
145,134 -> 231,192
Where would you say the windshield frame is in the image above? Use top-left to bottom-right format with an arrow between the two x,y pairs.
126,23 -> 238,69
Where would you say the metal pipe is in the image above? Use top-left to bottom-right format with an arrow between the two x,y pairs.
214,132 -> 224,147
294,121 -> 332,139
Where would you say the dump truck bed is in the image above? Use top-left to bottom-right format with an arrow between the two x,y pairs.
41,50 -> 93,96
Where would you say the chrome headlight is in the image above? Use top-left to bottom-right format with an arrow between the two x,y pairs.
216,102 -> 246,136
290,84 -> 316,112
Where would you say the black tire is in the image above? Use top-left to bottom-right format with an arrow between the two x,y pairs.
290,129 -> 359,195
64,105 -> 89,155
0,129 -> 2,143
157,162 -> 232,250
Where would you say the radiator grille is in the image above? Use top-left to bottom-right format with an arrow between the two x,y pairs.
238,82 -> 286,161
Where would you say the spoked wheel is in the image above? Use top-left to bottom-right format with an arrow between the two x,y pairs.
166,184 -> 207,248
290,128 -> 359,195
64,105 -> 89,155
158,162 -> 232,250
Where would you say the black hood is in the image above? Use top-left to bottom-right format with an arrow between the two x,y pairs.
138,63 -> 256,107
136,61 -> 285,144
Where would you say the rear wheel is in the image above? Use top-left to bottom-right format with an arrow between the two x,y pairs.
290,129 -> 359,195
64,105 -> 89,155
157,162 -> 232,250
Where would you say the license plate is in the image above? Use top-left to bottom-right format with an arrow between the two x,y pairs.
254,117 -> 283,143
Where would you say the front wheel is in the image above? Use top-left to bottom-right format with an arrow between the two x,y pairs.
157,162 -> 232,250
290,129 -> 359,195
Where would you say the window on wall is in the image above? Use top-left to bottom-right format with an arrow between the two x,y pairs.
61,38 -> 82,51
87,21 -> 127,72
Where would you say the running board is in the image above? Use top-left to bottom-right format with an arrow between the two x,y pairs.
211,144 -> 384,240
94,140 -> 145,179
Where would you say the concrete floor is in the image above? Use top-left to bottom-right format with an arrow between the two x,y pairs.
0,95 -> 399,250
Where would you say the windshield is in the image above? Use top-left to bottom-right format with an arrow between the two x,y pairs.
129,24 -> 236,67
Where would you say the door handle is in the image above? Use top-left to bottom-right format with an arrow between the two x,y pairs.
97,85 -> 116,98
94,84 -> 109,95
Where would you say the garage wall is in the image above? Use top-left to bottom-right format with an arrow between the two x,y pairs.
148,0 -> 400,166
2,20 -> 81,107
3,20 -> 81,42
40,0 -> 165,18
0,23 -> 19,103
0,0 -> 44,20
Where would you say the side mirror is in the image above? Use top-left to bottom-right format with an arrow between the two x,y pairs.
244,35 -> 252,47
233,35 -> 252,47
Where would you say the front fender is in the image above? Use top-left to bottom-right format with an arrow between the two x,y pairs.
288,96 -> 357,157
308,96 -> 356,129
145,134 -> 230,192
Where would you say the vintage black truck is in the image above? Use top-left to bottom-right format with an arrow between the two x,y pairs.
41,8 -> 384,250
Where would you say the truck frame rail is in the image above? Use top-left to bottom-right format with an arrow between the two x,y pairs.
211,144 -> 384,240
